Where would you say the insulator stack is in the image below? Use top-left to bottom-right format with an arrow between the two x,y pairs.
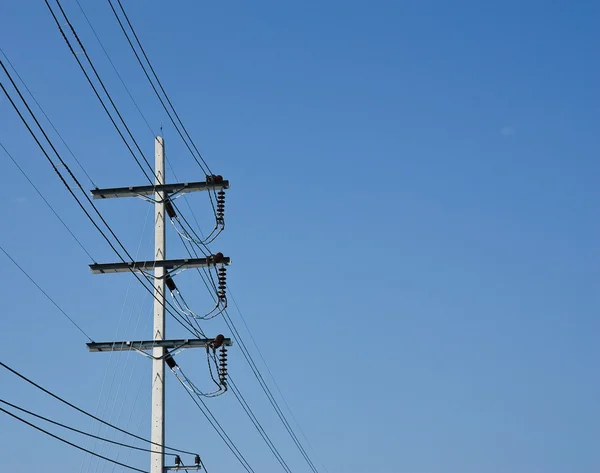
216,190 -> 225,224
218,345 -> 228,386
217,267 -> 227,301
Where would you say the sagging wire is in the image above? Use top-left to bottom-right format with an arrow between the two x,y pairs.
167,184 -> 226,250
163,258 -> 228,323
164,196 -> 221,308
166,337 -> 228,398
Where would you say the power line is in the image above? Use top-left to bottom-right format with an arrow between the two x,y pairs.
0,244 -> 93,342
177,211 -> 322,472
0,398 -> 177,457
38,3 -> 221,340
170,366 -> 256,473
0,57 -> 203,346
0,361 -> 199,457
73,0 -> 157,139
45,0 -> 156,185
0,47 -> 97,187
0,405 -> 148,473
107,0 -> 213,176
229,291 -> 330,473
169,198 -> 321,472
222,306 -> 320,473
0,141 -> 96,262
228,375 -> 294,473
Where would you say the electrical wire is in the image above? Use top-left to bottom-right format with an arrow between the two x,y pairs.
172,219 -> 316,473
39,3 -> 223,340
170,199 -> 322,472
0,141 -> 95,262
0,405 -> 148,473
169,365 -> 256,473
107,0 -> 225,233
63,4 -> 223,244
45,0 -> 155,184
0,361 -> 199,457
0,398 -> 176,457
177,223 -> 321,473
0,63 -> 202,339
228,376 -> 293,473
74,0 -> 157,138
221,307 -> 320,473
0,47 -> 97,187
84,206 -> 153,473
107,0 -> 213,176
229,291 -> 331,473
39,4 -> 319,471
0,243 -> 94,342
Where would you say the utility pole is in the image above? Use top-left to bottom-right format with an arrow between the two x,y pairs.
152,136 -> 166,473
86,136 -> 232,472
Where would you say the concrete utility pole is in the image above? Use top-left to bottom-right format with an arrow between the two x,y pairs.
152,136 -> 166,473
86,136 -> 232,472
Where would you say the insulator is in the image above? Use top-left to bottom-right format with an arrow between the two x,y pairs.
207,174 -> 223,184
216,191 -> 226,221
165,353 -> 177,369
195,455 -> 201,466
165,275 -> 177,292
218,267 -> 226,275
219,346 -> 228,386
175,456 -> 181,466
165,200 -> 177,219
212,334 -> 225,348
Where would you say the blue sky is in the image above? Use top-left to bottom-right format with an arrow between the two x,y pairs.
0,1 -> 599,472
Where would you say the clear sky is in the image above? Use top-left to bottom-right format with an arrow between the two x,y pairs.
0,1 -> 598,473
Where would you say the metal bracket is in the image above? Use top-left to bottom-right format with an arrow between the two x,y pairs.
87,338 -> 233,353
89,256 -> 230,274
91,180 -> 229,199
165,467 -> 201,471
